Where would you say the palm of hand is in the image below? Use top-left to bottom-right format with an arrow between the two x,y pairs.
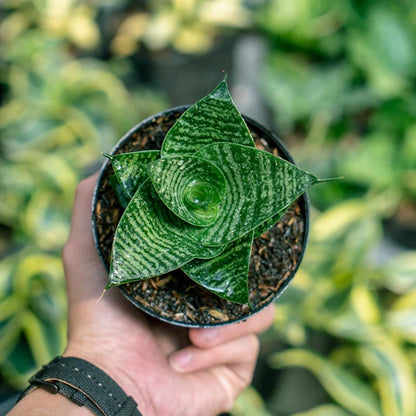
63,175 -> 271,416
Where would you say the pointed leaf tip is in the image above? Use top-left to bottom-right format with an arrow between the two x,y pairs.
316,176 -> 344,183
102,152 -> 113,160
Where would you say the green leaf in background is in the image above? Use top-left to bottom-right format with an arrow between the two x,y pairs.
260,54 -> 374,131
387,289 -> 416,344
336,133 -> 398,189
181,231 -> 253,304
350,284 -> 381,326
379,252 -> 416,294
347,6 -> 416,98
109,180 -> 224,287
161,79 -> 255,157
0,249 -> 66,389
269,349 -> 381,416
148,156 -> 226,226
293,404 -> 353,416
360,339 -> 416,416
104,150 -> 160,200
232,386 -> 272,416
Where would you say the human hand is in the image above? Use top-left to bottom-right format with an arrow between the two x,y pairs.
63,174 -> 275,416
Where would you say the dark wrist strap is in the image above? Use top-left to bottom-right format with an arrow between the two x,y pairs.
18,356 -> 142,416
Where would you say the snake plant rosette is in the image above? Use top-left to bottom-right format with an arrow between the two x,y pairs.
93,79 -> 331,327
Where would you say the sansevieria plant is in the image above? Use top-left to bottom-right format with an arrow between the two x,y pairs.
103,78 -> 333,305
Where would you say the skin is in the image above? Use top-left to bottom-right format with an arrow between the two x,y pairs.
10,174 -> 275,416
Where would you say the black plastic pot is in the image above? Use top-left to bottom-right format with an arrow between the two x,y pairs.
92,107 -> 309,328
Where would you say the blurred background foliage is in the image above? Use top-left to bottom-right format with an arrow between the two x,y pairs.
0,0 -> 415,415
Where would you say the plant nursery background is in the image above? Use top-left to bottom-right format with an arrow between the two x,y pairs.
1,1 -> 416,415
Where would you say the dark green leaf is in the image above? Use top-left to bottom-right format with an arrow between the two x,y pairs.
181,231 -> 253,304
183,143 -> 318,246
254,211 -> 284,239
109,174 -> 130,208
161,80 -> 255,157
109,180 -> 224,287
104,151 -> 160,199
148,156 -> 226,226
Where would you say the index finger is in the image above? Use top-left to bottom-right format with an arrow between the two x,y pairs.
188,304 -> 275,348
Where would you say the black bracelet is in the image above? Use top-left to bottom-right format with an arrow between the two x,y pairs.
17,356 -> 143,416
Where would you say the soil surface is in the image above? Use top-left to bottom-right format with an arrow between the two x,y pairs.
93,108 -> 308,327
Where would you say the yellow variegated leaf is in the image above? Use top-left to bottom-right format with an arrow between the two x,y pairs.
332,218 -> 382,273
269,349 -> 381,416
12,254 -> 63,298
232,386 -> 272,416
380,252 -> 416,294
0,315 -> 22,363
0,295 -> 21,321
310,200 -> 367,242
326,312 -> 381,342
293,403 -> 353,416
360,339 -> 416,416
351,285 -> 381,325
21,312 -> 57,366
387,290 -> 416,344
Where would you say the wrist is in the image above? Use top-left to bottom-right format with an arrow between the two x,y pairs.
63,344 -> 153,416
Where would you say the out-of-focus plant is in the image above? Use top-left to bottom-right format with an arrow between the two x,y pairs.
0,0 -> 167,389
257,0 -> 416,217
251,195 -> 416,415
246,3 -> 416,411
110,0 -> 255,55
0,249 -> 67,389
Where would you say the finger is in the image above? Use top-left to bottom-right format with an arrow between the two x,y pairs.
63,173 -> 107,300
189,303 -> 275,348
169,334 -> 259,373
67,173 -> 99,248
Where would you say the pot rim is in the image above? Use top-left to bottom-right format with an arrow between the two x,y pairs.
92,106 -> 310,328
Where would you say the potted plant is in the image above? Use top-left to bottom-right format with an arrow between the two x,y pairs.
92,78 -> 331,327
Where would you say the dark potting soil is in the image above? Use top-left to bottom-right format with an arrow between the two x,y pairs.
93,109 -> 307,326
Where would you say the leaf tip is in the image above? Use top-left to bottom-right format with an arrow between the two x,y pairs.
97,288 -> 107,304
316,176 -> 343,184
102,152 -> 114,160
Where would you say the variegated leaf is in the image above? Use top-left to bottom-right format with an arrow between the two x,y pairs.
104,150 -> 160,200
109,180 -> 224,286
181,231 -> 253,304
148,156 -> 226,226
184,143 -> 319,246
161,79 -> 255,157
270,349 -> 381,416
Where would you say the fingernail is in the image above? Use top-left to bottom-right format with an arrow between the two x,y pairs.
201,327 -> 221,342
170,349 -> 193,370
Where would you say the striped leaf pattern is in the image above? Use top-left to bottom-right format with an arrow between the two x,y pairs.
184,143 -> 318,246
105,150 -> 160,199
148,156 -> 226,226
181,231 -> 253,304
109,180 -> 224,287
108,79 -> 326,303
161,80 -> 255,157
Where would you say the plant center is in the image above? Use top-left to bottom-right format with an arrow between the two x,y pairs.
184,179 -> 219,212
